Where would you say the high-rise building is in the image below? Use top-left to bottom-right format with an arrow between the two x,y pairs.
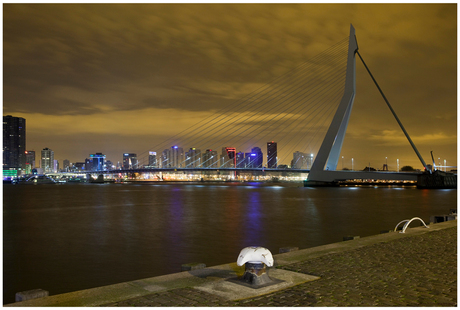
148,151 -> 157,168
161,146 -> 184,168
247,147 -> 263,168
169,146 -> 184,168
25,150 -> 35,168
202,149 -> 218,168
236,152 -> 245,168
54,160 -> 59,173
90,153 -> 106,171
221,147 -> 236,168
41,147 -> 54,173
123,153 -> 137,169
267,141 -> 277,168
25,150 -> 35,174
161,146 -> 185,168
3,115 -> 26,172
74,162 -> 85,171
63,159 -> 70,171
85,158 -> 92,170
105,160 -> 114,170
292,151 -> 313,169
161,149 -> 169,168
185,148 -> 201,168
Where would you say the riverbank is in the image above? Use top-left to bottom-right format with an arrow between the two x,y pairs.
6,220 -> 456,307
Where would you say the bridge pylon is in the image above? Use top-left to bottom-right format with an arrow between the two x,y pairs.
306,24 -> 358,185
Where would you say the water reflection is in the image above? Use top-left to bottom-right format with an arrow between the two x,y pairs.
243,190 -> 262,245
2,184 -> 457,305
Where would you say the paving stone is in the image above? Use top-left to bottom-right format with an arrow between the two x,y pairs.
99,227 -> 456,307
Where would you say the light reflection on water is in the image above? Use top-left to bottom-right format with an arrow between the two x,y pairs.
3,183 -> 456,304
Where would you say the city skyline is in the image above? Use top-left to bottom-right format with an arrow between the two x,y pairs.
3,3 -> 457,170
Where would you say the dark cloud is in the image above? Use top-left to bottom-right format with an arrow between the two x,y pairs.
3,3 -> 456,168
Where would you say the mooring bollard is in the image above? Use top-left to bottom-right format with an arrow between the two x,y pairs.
343,235 -> 360,241
15,289 -> 49,302
181,262 -> 206,271
279,246 -> 299,253
237,246 -> 274,286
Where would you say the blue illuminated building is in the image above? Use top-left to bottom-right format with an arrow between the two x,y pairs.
246,147 -> 263,168
90,153 -> 106,171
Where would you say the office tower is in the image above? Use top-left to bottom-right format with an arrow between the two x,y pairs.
185,148 -> 201,168
85,158 -> 92,170
105,160 -> 114,170
161,149 -> 169,168
267,141 -> 277,168
123,153 -> 137,169
292,151 -> 313,169
25,151 -> 35,168
41,147 -> 54,173
25,150 -> 35,174
168,145 -> 185,168
202,149 -> 218,168
54,160 -> 59,173
3,115 -> 26,172
90,153 -> 106,171
236,152 -> 245,168
75,162 -> 85,171
221,147 -> 236,168
247,147 -> 263,168
63,159 -> 70,171
148,151 -> 157,168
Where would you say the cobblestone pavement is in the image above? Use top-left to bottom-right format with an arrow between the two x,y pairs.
102,227 -> 457,307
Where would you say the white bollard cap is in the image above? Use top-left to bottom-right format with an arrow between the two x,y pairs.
237,246 -> 274,267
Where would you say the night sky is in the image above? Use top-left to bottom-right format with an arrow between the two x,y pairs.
3,3 -> 457,170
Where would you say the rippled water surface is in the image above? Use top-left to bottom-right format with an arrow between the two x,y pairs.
3,182 -> 456,304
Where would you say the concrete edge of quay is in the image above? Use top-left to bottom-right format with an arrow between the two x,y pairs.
5,220 -> 457,307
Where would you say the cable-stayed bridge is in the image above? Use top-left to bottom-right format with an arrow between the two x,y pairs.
69,25 -> 454,187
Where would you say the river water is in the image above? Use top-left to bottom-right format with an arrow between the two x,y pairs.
2,182 -> 456,304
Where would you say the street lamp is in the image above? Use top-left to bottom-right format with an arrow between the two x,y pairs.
352,158 -> 354,171
342,156 -> 344,170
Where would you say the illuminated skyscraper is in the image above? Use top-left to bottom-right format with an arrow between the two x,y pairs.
267,141 -> 277,168
123,153 -> 137,169
41,147 -> 54,173
90,153 -> 106,171
236,152 -> 245,168
247,147 -> 263,168
185,148 -> 201,168
161,149 -> 169,168
292,151 -> 313,169
202,149 -> 218,168
221,147 -> 236,168
63,159 -> 70,171
169,146 -> 184,168
3,115 -> 26,172
148,151 -> 157,168
160,146 -> 184,168
25,150 -> 35,171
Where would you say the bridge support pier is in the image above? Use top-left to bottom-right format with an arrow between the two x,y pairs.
304,180 -> 339,187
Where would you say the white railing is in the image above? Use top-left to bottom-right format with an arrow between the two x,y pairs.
394,217 -> 429,233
